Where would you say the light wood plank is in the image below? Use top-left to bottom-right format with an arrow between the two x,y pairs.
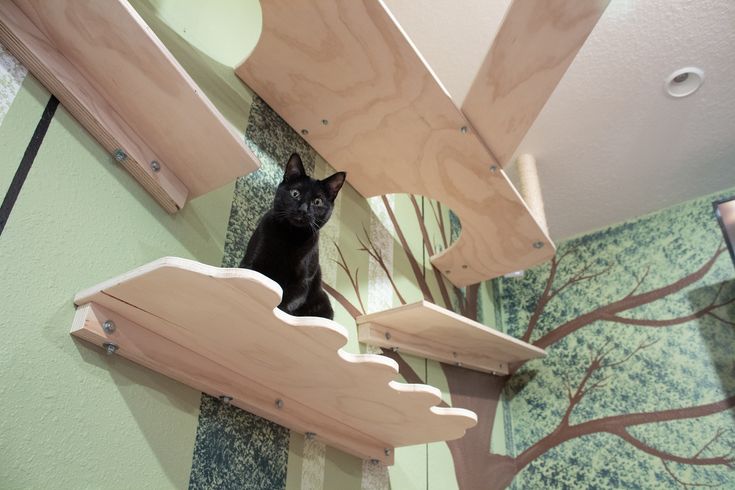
235,0 -> 555,286
73,303 -> 391,463
72,258 -> 477,463
357,301 -> 546,375
462,0 -> 609,166
0,0 -> 260,211
0,0 -> 187,211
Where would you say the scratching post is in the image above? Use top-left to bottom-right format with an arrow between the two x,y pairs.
517,153 -> 549,236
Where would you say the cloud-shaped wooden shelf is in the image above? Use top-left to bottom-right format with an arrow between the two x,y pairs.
235,0 -> 558,286
358,301 -> 546,375
72,258 -> 477,464
0,0 -> 260,212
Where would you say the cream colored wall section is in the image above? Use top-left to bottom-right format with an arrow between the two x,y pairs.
0,72 -> 235,488
142,0 -> 262,66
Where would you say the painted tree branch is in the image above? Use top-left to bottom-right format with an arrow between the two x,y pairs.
608,283 -> 735,327
322,281 -> 362,319
332,241 -> 366,314
429,200 -> 449,250
356,225 -> 406,305
558,338 -> 657,428
532,245 -> 727,350
516,394 -> 735,472
409,195 -> 453,310
661,459 -> 721,489
521,248 -> 578,342
618,430 -> 732,468
381,195 -> 434,302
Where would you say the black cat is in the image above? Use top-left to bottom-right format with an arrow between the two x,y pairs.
240,153 -> 345,319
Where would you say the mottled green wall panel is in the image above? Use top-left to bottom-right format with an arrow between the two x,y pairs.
500,191 -> 735,489
0,57 -> 34,199
1,72 -> 233,489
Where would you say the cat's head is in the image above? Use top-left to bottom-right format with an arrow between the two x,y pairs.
273,153 -> 346,231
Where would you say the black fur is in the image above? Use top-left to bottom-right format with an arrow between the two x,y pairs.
240,153 -> 346,319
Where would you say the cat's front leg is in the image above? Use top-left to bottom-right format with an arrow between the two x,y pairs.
278,285 -> 307,315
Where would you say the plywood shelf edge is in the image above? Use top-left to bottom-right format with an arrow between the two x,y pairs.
0,0 -> 261,212
357,301 -> 546,375
71,258 -> 477,464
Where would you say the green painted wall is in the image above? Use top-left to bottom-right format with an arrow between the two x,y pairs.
0,74 -> 234,488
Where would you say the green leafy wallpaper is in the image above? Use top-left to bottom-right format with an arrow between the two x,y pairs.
499,192 -> 735,489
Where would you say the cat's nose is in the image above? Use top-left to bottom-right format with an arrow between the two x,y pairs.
298,203 -> 308,213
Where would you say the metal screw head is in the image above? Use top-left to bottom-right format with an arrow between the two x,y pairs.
150,160 -> 161,172
533,241 -> 545,249
305,431 -> 316,440
391,346 -> 400,353
489,165 -> 498,173
321,119 -> 329,125
275,398 -> 284,409
113,149 -> 127,162
384,448 -> 392,457
455,361 -> 463,367
102,320 -> 116,334
370,458 -> 380,465
384,332 -> 391,341
103,342 -> 118,355
460,126 -> 468,134
219,395 -> 233,405
301,129 -> 309,136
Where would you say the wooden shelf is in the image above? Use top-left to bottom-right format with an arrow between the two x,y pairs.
357,301 -> 546,375
235,0 -> 559,286
71,258 -> 477,464
0,0 -> 260,212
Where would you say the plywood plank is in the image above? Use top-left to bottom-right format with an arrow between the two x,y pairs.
357,301 -> 546,374
0,0 -> 260,211
461,0 -> 609,166
235,0 -> 555,286
73,303 -> 391,463
72,258 -> 477,463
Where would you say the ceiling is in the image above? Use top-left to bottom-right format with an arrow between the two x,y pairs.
384,0 -> 735,240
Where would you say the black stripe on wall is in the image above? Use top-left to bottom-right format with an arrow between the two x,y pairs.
0,95 -> 59,237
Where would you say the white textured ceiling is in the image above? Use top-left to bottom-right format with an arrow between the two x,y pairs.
384,0 -> 735,240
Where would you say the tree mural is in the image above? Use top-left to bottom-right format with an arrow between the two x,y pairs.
327,194 -> 735,490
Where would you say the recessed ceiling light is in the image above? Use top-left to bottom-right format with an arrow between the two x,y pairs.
665,67 -> 704,98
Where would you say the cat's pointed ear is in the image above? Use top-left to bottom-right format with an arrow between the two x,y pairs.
322,172 -> 346,200
283,153 -> 306,181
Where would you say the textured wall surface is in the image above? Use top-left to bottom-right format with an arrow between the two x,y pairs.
0,69 -> 234,488
500,190 -> 735,488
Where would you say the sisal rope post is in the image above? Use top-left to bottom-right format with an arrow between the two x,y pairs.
516,153 -> 549,236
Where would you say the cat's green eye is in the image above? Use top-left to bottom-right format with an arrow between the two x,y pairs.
313,197 -> 323,206
290,189 -> 300,199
